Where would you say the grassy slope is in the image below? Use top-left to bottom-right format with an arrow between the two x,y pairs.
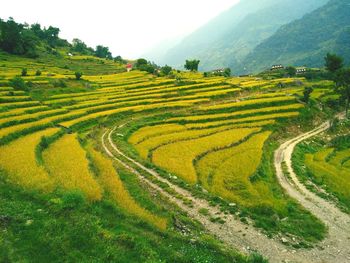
0,168 -> 260,263
115,109 -> 327,247
0,48 -> 343,260
292,120 -> 350,213
0,52 -> 268,262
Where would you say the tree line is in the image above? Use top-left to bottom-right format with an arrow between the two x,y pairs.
0,17 -> 125,62
324,53 -> 350,117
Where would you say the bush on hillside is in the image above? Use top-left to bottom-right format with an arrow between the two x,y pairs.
21,68 -> 27,76
75,72 -> 83,80
9,77 -> 28,91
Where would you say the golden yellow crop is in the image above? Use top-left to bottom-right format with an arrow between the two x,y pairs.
329,149 -> 350,168
0,128 -> 59,191
0,95 -> 31,102
135,125 -> 250,160
1,101 -> 41,109
88,147 -> 167,230
43,134 -> 102,201
0,106 -> 49,119
0,110 -> 86,140
196,131 -> 271,206
0,109 -> 67,127
152,128 -> 259,184
305,149 -> 350,204
203,96 -> 296,111
170,104 -> 303,122
60,99 -> 207,128
129,124 -> 186,145
344,159 -> 350,168
185,111 -> 299,129
313,148 -> 334,162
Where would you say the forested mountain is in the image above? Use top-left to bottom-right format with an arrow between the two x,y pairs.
242,0 -> 350,73
0,17 -> 119,60
158,0 -> 329,72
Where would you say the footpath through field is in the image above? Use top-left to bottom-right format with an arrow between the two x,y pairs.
275,113 -> 350,262
102,115 -> 350,263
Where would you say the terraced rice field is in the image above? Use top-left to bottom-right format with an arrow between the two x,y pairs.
304,147 -> 350,208
0,64 -> 335,242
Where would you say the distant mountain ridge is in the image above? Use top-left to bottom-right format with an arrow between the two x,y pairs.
155,0 -> 330,73
241,0 -> 350,73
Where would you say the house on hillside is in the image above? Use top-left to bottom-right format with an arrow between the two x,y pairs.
212,68 -> 225,74
271,64 -> 284,71
296,67 -> 307,74
126,63 -> 133,72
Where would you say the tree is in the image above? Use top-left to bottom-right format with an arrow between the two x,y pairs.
335,68 -> 350,117
161,65 -> 172,76
30,23 -> 45,39
35,70 -> 42,76
45,26 -> 60,47
9,77 -> 28,91
135,58 -> 148,68
285,66 -> 296,77
0,17 -> 24,54
303,87 -> 313,104
20,29 -> 39,57
95,45 -> 112,59
0,18 -> 38,57
325,53 -> 344,73
71,38 -> 90,54
138,64 -> 156,74
75,72 -> 83,80
21,68 -> 28,76
114,55 -> 126,64
184,60 -> 200,71
223,68 -> 231,77
134,59 -> 158,74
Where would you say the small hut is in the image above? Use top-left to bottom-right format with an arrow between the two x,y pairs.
126,63 -> 133,72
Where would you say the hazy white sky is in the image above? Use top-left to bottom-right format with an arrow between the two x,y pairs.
0,0 -> 239,59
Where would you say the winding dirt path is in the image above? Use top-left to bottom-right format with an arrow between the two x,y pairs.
275,115 -> 350,262
101,118 -> 350,263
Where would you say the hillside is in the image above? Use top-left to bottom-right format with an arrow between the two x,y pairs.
2,44 -> 349,261
157,0 -> 328,72
242,0 -> 350,73
1,14 -> 350,263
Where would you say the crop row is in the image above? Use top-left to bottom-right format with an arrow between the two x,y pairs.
196,131 -> 272,206
43,134 -> 102,201
169,104 -> 303,123
152,128 -> 259,184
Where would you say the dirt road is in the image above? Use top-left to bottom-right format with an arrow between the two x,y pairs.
275,115 -> 350,262
102,118 -> 350,263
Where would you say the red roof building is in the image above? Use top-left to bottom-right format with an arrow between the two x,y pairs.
126,63 -> 133,72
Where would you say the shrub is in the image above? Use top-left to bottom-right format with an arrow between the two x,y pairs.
161,65 -> 172,76
52,79 -> 67,88
75,72 -> 83,80
302,87 -> 313,103
21,68 -> 28,76
9,77 -> 28,91
35,70 -> 42,76
61,191 -> 86,209
247,253 -> 268,263
184,59 -> 200,71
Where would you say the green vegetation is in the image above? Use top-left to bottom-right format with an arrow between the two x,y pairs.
325,53 -> 344,73
157,0 -> 328,73
74,72 -> 83,80
0,171 -> 257,263
0,15 -> 348,261
185,59 -> 200,71
243,0 -> 350,73
293,133 -> 350,212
